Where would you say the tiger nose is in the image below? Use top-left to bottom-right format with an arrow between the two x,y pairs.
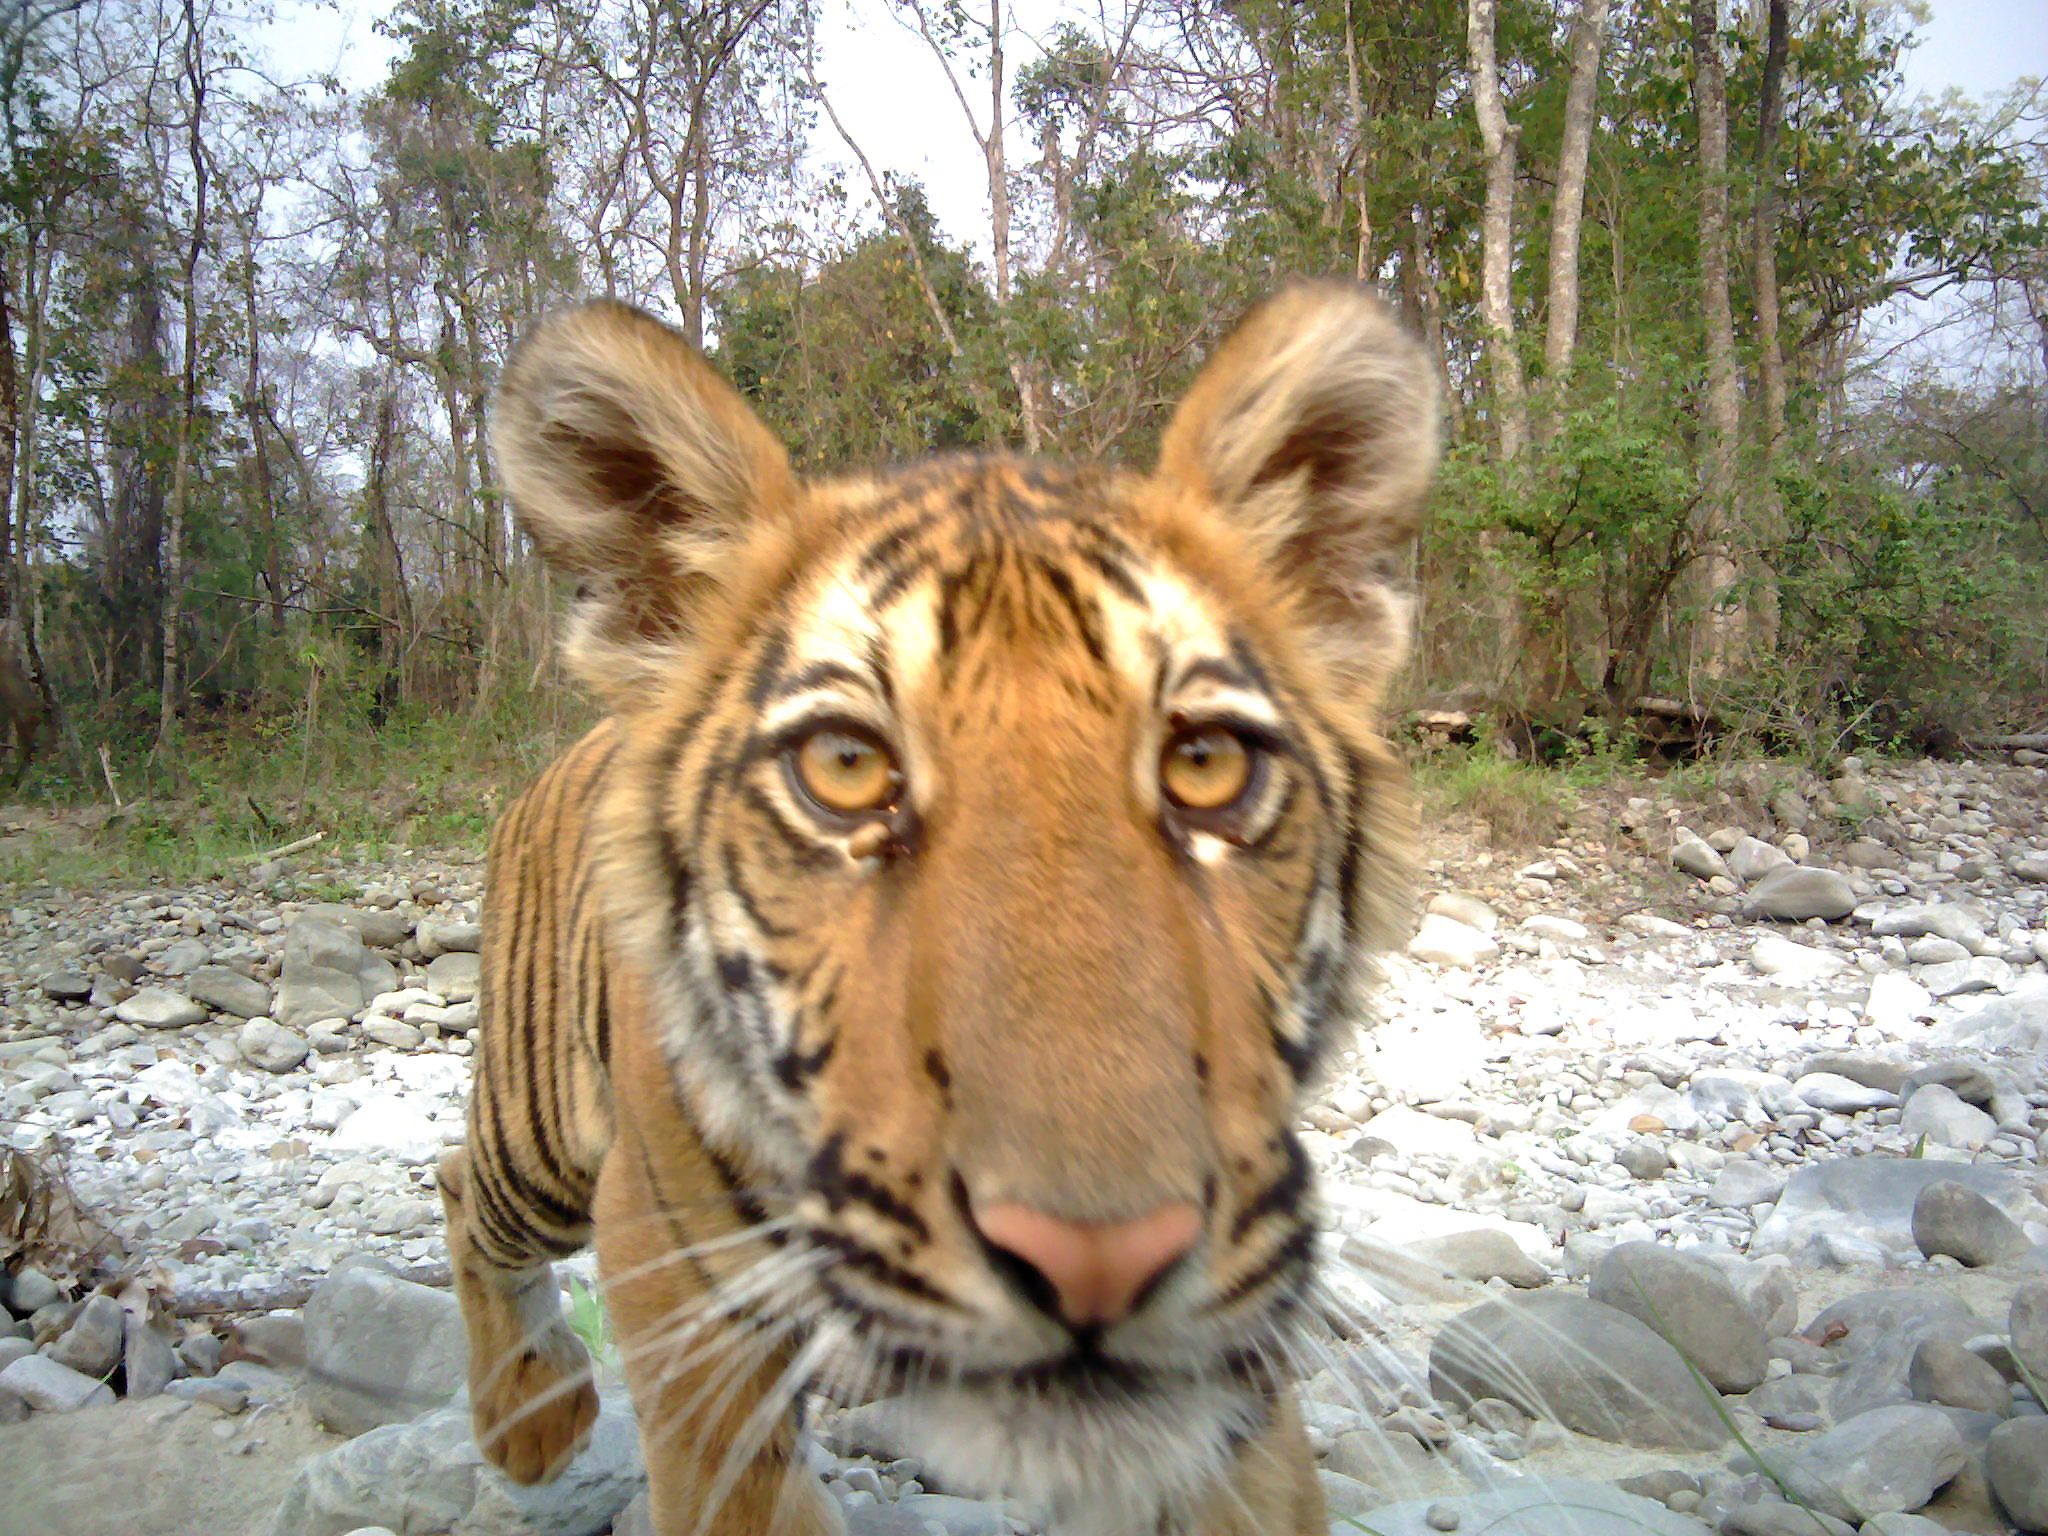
970,1201 -> 1202,1328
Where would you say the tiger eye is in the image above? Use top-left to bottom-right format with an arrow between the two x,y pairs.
794,727 -> 900,815
1161,726 -> 1254,812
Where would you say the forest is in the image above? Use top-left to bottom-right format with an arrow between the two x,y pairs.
0,0 -> 2043,813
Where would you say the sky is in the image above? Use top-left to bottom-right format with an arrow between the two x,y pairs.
268,0 -> 2046,267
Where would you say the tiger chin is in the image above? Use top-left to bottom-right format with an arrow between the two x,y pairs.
436,283 -> 1439,1536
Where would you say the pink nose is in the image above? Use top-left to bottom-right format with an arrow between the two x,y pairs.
971,1201 -> 1202,1328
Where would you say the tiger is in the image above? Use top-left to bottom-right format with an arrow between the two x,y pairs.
436,281 -> 1440,1536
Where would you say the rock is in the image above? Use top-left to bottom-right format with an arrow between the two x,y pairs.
425,951 -> 481,1002
1407,913 -> 1500,968
2014,852 -> 2048,883
1861,1516 -> 1954,1536
45,1293 -> 124,1378
0,1354 -> 116,1412
1986,1418 -> 2048,1532
301,1263 -> 469,1435
1429,1291 -> 1731,1451
362,1017 -> 425,1050
1752,1159 -> 2044,1265
266,1390 -> 642,1536
1401,1228 -> 1548,1288
1863,972 -> 1933,1030
1695,1253 -> 1798,1338
1325,1425 -> 1428,1492
1673,835 -> 1730,881
1720,1504 -> 1855,1536
1746,866 -> 1857,921
1587,1243 -> 1768,1393
1617,1140 -> 1671,1180
1426,893 -> 1498,932
275,917 -> 397,1030
301,904 -> 413,949
414,917 -> 482,958
1706,1162 -> 1785,1209
1356,1106 -> 1479,1159
165,1376 -> 249,1412
40,970 -> 91,1002
123,1314 -> 177,1400
1912,1179 -> 2032,1267
1935,982 -> 2048,1054
113,987 -> 208,1030
1774,1405 -> 1967,1524
1749,933 -> 1852,981
1727,836 -> 1794,883
3,1265 -> 62,1315
2013,1284 -> 2048,1395
186,965 -> 274,1019
237,1018 -> 311,1074
1872,903 -> 1989,945
1901,1084 -> 1998,1151
1355,1478 -> 1710,1536
230,1314 -> 307,1369
1921,956 -> 2011,999
1908,1339 -> 2011,1414
1793,1073 -> 1897,1113
328,1096 -> 446,1162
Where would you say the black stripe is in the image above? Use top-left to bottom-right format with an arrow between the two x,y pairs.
1036,557 -> 1107,666
722,838 -> 797,939
1209,1226 -> 1316,1313
807,1228 -> 952,1306
738,782 -> 839,871
1230,1133 -> 1310,1243
775,1029 -> 837,1091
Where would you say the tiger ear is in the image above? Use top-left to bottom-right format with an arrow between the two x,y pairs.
1155,283 -> 1439,664
491,300 -> 794,695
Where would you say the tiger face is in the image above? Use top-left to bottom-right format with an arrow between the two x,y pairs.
493,285 -> 1438,1530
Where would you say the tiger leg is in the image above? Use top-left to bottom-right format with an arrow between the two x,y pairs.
1191,1392 -> 1326,1535
438,1143 -> 601,1485
594,1129 -> 840,1536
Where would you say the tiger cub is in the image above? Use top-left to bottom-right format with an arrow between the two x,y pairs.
439,283 -> 1439,1536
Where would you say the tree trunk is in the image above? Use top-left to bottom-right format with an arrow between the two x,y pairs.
1539,0 -> 1611,435
1690,0 -> 1743,674
1748,0 -> 1789,649
983,0 -> 1042,451
1468,0 -> 1526,464
240,224 -> 283,633
159,0 -> 208,750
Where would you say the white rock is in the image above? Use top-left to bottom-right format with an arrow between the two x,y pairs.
1407,913 -> 1500,968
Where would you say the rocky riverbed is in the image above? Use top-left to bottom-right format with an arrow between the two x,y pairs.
1,752 -> 2046,1536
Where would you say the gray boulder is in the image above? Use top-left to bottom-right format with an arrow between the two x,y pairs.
186,964 -> 274,1019
275,918 -> 398,1029
1355,1478 -> 1711,1536
0,1354 -> 115,1412
45,1293 -> 124,1378
1987,1417 -> 2048,1532
1746,865 -> 1857,921
301,903 -> 413,949
1901,1084 -> 1997,1151
1588,1243 -> 1768,1393
1727,835 -> 1794,883
302,1262 -> 469,1435
2012,1282 -> 2048,1393
267,1390 -> 641,1536
1907,1339 -> 2011,1415
426,951 -> 482,1004
1751,1158 -> 2046,1265
238,1018 -> 311,1074
1772,1404 -> 1967,1523
113,987 -> 207,1030
1936,981 -> 2048,1054
1428,1291 -> 1731,1451
1912,1179 -> 2033,1267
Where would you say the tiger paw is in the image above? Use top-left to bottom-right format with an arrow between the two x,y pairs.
471,1328 -> 599,1485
